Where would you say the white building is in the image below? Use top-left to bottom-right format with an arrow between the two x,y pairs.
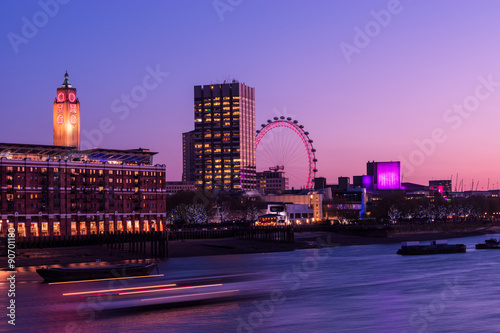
261,191 -> 323,221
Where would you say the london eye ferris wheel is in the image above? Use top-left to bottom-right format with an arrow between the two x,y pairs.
255,116 -> 317,190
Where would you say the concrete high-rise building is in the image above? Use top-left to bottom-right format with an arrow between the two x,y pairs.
182,130 -> 196,182
193,81 -> 256,191
53,72 -> 80,149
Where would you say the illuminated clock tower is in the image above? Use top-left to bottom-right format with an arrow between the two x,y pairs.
53,72 -> 80,149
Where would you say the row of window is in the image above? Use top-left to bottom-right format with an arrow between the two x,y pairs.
4,219 -> 165,237
3,166 -> 162,177
289,213 -> 314,219
5,201 -> 163,211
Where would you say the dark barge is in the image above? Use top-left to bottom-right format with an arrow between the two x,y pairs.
397,240 -> 466,255
36,262 -> 158,282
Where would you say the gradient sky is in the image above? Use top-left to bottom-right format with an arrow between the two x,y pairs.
2,0 -> 500,190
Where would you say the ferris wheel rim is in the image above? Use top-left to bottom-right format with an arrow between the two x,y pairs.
255,118 -> 317,189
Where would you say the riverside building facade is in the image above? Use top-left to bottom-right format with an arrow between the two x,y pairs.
0,73 -> 167,237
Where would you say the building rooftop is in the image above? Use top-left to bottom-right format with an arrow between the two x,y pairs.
0,142 -> 159,165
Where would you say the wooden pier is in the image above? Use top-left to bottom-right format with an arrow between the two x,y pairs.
14,231 -> 169,258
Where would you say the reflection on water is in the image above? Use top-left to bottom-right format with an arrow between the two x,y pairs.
2,234 -> 500,332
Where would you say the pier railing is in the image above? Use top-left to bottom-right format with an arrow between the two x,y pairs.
292,220 -> 498,237
237,226 -> 294,243
170,226 -> 294,243
14,231 -> 169,258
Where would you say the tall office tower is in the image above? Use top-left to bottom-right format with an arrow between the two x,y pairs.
182,130 -> 196,182
53,72 -> 80,149
194,81 -> 256,191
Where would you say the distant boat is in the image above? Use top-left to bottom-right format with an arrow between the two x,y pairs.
36,262 -> 158,282
397,240 -> 466,255
475,238 -> 500,249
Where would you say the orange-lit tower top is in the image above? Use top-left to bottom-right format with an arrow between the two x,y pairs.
53,72 -> 80,149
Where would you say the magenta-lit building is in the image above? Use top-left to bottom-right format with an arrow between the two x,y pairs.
367,161 -> 401,191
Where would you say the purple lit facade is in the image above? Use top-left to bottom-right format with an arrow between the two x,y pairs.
362,175 -> 373,191
374,162 -> 401,190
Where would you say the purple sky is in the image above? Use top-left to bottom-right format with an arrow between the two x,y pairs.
2,0 -> 500,190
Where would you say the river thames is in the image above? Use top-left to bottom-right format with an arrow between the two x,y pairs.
2,233 -> 500,333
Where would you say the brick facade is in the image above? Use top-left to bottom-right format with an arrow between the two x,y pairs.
0,145 -> 167,236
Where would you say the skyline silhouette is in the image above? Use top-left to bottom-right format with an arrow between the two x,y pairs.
2,1 -> 500,189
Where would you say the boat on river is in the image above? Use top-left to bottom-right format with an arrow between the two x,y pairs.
475,238 -> 500,249
397,240 -> 466,255
36,262 -> 158,282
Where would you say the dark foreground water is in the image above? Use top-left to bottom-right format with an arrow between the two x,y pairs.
2,233 -> 500,333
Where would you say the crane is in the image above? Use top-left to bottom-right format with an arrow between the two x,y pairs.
269,165 -> 284,172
